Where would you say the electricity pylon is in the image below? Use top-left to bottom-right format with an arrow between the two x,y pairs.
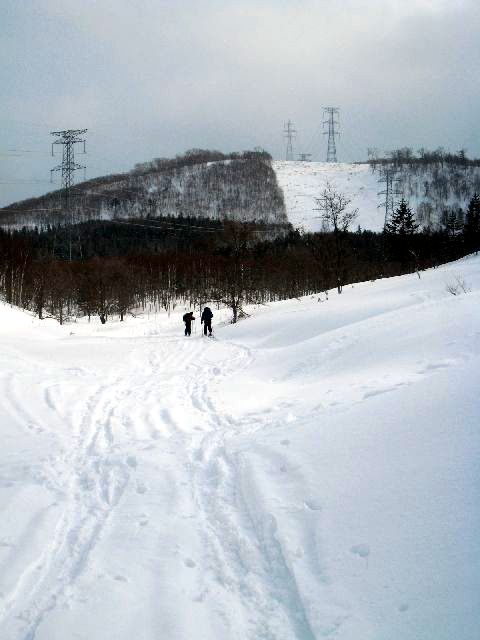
50,129 -> 87,260
377,167 -> 403,230
50,129 -> 87,213
323,107 -> 340,162
283,120 -> 296,161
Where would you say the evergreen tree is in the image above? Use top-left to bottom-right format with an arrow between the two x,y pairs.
444,210 -> 462,238
440,209 -> 463,261
385,199 -> 419,236
463,193 -> 480,253
385,199 -> 419,266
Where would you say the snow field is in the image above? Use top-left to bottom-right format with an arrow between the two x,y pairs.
273,161 -> 384,232
1,255 -> 479,639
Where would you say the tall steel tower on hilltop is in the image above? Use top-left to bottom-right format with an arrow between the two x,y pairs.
323,107 -> 340,162
283,120 -> 297,161
50,129 -> 87,212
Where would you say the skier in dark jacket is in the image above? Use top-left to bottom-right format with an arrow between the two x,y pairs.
201,306 -> 213,336
183,311 -> 195,336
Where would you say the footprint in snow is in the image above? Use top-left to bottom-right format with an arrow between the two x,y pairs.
0,539 -> 14,548
398,603 -> 410,613
363,385 -> 402,400
184,558 -> 196,568
126,455 -> 137,469
280,439 -> 290,446
304,500 -> 322,512
418,360 -> 453,374
350,543 -> 370,559
27,422 -> 44,434
136,481 -> 148,494
138,513 -> 149,527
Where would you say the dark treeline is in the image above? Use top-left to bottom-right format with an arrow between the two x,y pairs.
16,216 -> 233,260
132,148 -> 273,174
1,207 -> 477,325
368,147 -> 480,169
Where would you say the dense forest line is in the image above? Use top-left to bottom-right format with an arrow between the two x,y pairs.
13,216 -> 291,261
1,196 -> 478,325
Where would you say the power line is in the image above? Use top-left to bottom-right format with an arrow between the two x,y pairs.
111,219 -> 222,233
0,179 -> 53,184
1,149 -> 46,154
111,219 -> 283,236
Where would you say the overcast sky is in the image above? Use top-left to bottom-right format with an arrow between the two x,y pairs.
1,0 -> 479,206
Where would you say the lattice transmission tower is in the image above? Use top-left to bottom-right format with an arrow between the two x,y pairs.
323,107 -> 340,162
283,120 -> 296,161
377,167 -> 403,230
50,129 -> 87,213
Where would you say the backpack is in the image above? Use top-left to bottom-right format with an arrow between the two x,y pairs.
183,312 -> 191,322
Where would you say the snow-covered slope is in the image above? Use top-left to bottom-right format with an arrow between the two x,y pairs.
0,152 -> 287,229
273,159 -> 480,232
1,256 -> 479,639
273,161 -> 384,232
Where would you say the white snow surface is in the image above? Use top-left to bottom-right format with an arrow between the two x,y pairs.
273,161 -> 388,233
1,257 -> 480,640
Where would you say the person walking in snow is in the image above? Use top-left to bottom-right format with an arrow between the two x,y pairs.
201,306 -> 213,336
183,311 -> 195,336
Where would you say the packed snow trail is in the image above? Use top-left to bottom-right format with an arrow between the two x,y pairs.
1,255 -> 480,639
0,326 -> 326,639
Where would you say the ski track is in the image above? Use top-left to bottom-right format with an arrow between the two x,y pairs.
2,330 -> 313,639
1,367 -> 132,639
1,325 -> 332,639
181,342 -> 323,639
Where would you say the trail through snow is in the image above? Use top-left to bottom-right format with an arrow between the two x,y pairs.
1,256 -> 479,639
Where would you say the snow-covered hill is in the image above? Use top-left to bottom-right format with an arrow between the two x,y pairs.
273,160 -> 480,232
0,151 -> 287,229
1,256 -> 479,639
273,161 -> 383,232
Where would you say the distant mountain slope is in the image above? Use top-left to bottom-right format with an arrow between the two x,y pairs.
0,150 -> 287,229
274,158 -> 480,232
4,150 -> 478,234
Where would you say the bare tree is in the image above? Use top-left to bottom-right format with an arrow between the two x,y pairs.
215,220 -> 257,322
315,184 -> 358,293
